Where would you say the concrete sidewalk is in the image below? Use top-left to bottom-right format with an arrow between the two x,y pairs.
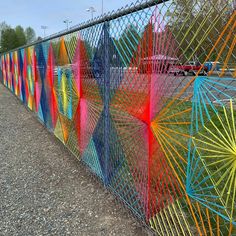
0,84 -> 150,236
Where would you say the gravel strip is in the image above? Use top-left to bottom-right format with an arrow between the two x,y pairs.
0,84 -> 152,236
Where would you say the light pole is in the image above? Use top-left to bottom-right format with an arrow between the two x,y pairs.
63,19 -> 72,31
86,7 -> 96,19
41,25 -> 48,38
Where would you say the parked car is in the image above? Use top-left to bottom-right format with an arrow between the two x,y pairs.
204,61 -> 220,72
169,61 -> 208,76
137,55 -> 178,74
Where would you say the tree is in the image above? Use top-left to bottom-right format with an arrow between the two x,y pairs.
0,23 -> 37,53
114,24 -> 141,66
0,28 -> 18,52
25,27 -> 36,44
0,21 -> 10,51
15,25 -> 26,47
166,0 -> 234,63
0,21 -> 10,39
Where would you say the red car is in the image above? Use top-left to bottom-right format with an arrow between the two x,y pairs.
169,61 -> 208,76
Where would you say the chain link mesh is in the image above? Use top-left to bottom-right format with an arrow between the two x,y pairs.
0,0 -> 235,235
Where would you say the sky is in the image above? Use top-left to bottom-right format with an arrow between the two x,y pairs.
0,0 -> 136,38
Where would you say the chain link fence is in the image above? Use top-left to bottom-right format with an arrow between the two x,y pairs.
0,0 -> 235,235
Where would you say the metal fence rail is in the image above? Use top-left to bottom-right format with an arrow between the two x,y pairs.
0,0 -> 235,235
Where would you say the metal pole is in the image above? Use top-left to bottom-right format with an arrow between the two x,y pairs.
41,26 -> 48,38
104,21 -> 110,186
63,19 -> 72,30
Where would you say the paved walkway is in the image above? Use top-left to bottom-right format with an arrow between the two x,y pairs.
0,84 -> 151,236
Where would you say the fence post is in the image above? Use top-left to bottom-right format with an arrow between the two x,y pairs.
104,20 -> 110,186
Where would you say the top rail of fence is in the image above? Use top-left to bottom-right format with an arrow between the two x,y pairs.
0,0 -> 169,55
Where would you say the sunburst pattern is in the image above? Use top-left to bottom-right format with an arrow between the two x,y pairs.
187,76 -> 236,224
